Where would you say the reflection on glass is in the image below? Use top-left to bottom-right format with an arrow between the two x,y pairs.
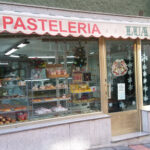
0,36 -> 100,125
106,40 -> 136,113
142,41 -> 150,105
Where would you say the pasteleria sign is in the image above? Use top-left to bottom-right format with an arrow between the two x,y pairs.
0,11 -> 150,39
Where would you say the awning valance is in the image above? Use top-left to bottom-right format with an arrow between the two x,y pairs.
0,11 -> 150,39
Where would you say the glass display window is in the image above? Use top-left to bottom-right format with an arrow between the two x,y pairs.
141,40 -> 150,105
0,35 -> 100,125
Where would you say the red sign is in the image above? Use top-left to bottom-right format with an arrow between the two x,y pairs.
0,15 -> 101,37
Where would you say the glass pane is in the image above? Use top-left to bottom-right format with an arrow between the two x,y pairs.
0,35 -> 101,125
106,40 -> 136,113
141,41 -> 150,105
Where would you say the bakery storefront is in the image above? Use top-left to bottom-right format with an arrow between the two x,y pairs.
0,6 -> 150,150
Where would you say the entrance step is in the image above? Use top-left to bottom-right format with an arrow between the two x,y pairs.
112,132 -> 150,143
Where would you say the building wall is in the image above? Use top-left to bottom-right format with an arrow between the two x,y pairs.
0,0 -> 150,17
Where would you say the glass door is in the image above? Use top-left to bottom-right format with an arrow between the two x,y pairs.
106,39 -> 139,136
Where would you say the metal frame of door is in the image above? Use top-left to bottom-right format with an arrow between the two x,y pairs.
99,37 -> 143,136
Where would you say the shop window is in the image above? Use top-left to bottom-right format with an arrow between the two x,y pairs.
106,40 -> 136,113
141,41 -> 150,105
0,35 -> 100,125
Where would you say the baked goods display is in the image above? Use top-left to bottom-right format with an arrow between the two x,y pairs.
32,84 -> 56,91
56,83 -> 68,89
0,104 -> 27,112
0,115 -> 16,125
51,105 -> 68,112
32,83 -> 68,91
35,107 -> 52,115
0,104 -> 13,112
72,98 -> 96,104
72,71 -> 83,83
44,84 -> 55,90
35,105 -> 68,115
44,98 -> 54,101
32,99 -> 41,102
32,95 -> 70,103
14,106 -> 27,111
18,81 -> 26,86
70,83 -> 92,93
46,64 -> 69,78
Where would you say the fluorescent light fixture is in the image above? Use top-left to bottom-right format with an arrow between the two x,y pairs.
67,56 -> 75,58
10,55 -> 20,58
59,77 -> 72,80
17,39 -> 30,48
25,79 -> 49,82
5,48 -> 18,56
67,62 -> 74,64
17,43 -> 27,48
90,52 -> 95,55
48,62 -> 53,64
61,62 -> 73,64
0,62 -> 9,65
28,56 -> 55,59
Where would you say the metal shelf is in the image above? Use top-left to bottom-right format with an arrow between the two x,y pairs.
0,109 -> 28,114
0,96 -> 26,101
0,85 -> 26,88
33,110 -> 70,116
30,88 -> 68,92
32,98 -> 70,104
71,91 -> 93,94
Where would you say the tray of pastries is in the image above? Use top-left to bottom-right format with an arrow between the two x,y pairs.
0,115 -> 16,125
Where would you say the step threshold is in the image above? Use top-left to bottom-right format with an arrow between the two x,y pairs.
112,132 -> 150,143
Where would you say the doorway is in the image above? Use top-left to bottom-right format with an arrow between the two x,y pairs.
105,39 -> 140,136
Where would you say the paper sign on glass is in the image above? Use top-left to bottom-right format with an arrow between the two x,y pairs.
118,83 -> 125,100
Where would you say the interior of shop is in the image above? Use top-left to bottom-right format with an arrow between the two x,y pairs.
0,34 -> 100,125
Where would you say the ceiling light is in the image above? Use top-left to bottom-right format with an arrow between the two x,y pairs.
17,40 -> 30,48
90,52 -> 95,55
10,55 -> 20,58
48,62 -> 53,64
67,56 -> 75,58
28,56 -> 55,59
17,43 -> 27,48
5,48 -> 18,55
25,79 -> 49,82
0,62 -> 9,65
67,62 -> 74,64
61,61 -> 73,64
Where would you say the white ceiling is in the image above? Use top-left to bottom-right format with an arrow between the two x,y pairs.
0,36 -> 99,58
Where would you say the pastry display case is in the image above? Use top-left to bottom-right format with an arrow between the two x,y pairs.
0,77 -> 29,125
0,37 -> 100,126
28,76 -> 70,118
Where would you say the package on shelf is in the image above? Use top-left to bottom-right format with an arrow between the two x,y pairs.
35,107 -> 52,115
72,71 -> 83,83
18,81 -> 26,86
56,83 -> 68,89
70,83 -> 92,93
31,68 -> 46,79
51,104 -> 68,112
46,64 -> 68,78
44,83 -> 55,90
16,112 -> 28,121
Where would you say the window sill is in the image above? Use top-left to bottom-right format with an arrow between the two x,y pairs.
0,111 -> 110,135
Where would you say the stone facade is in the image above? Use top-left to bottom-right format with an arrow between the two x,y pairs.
0,0 -> 150,16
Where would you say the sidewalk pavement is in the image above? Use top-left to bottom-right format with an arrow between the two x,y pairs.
91,143 -> 150,150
